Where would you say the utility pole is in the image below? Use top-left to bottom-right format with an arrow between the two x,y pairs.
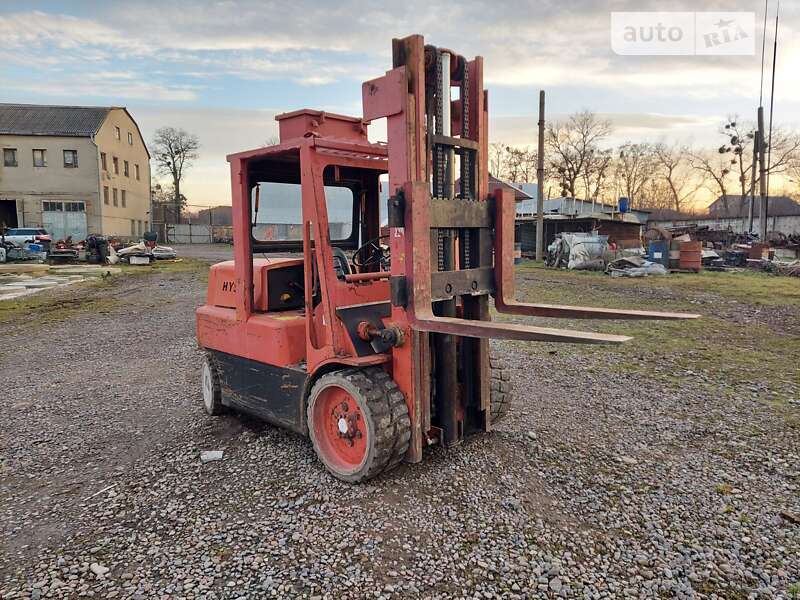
535,90 -> 545,261
748,131 -> 758,233
757,106 -> 768,240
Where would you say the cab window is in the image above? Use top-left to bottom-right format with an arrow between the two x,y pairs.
251,182 -> 354,242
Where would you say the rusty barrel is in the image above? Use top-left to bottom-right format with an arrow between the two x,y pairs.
679,241 -> 702,272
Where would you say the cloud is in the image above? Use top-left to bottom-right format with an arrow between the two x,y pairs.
6,79 -> 200,102
3,2 -> 799,101
2,0 -> 798,207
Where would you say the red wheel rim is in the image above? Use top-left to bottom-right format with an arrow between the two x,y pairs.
312,386 -> 368,472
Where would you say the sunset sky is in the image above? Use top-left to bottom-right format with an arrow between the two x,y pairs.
1,0 -> 797,208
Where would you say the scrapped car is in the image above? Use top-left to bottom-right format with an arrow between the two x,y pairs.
2,228 -> 52,248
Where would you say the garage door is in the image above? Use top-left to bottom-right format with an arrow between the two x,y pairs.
42,201 -> 88,241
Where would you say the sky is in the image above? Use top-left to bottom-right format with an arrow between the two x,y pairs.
1,0 -> 798,208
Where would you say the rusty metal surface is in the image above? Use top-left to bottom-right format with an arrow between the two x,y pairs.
402,182 -> 633,345
492,188 -> 700,322
430,267 -> 494,301
344,272 -> 391,283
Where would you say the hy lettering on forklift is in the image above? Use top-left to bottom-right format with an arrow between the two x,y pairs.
221,280 -> 236,293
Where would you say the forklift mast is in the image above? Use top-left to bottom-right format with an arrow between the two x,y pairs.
364,35 -> 695,459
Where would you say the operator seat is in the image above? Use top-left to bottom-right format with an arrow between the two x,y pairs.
332,247 -> 352,280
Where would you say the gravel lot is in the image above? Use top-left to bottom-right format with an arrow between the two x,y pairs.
0,261 -> 797,599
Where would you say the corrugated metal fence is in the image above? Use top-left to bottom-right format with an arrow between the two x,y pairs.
167,224 -> 212,244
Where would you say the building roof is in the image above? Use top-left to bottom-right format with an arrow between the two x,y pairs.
487,175 -> 532,201
710,195 -> 800,217
517,212 -> 643,225
0,103 -> 113,137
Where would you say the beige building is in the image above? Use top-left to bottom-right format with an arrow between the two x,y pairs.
0,104 -> 151,240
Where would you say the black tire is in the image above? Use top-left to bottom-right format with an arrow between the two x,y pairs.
201,353 -> 225,416
307,367 -> 411,483
490,354 -> 512,424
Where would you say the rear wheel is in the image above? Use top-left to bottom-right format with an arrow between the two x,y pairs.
201,353 -> 225,416
307,367 -> 410,483
490,354 -> 512,424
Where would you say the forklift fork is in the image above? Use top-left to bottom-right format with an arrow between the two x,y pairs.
399,182 -> 698,345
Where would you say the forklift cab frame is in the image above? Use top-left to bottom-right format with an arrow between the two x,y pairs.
222,110 -> 396,368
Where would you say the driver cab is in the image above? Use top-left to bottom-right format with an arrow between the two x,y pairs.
250,165 -> 388,288
204,109 -> 393,371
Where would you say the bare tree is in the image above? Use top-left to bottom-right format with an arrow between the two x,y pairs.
641,177 -> 674,211
580,147 -> 613,205
489,143 -> 507,179
719,117 -> 756,199
614,142 -> 657,207
504,146 -> 538,183
690,149 -> 732,212
546,110 -> 612,198
718,116 -> 800,200
653,143 -> 702,213
763,128 -> 800,182
152,127 -> 200,221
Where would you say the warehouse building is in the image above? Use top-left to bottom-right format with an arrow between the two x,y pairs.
0,103 -> 151,240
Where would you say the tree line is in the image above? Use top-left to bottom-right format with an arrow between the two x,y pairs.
490,111 -> 800,215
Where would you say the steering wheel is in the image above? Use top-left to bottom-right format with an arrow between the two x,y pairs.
352,235 -> 389,271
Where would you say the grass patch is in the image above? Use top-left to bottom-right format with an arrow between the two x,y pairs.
507,262 -> 800,405
0,259 -> 208,328
0,277 -> 120,327
118,258 -> 209,276
515,261 -> 800,308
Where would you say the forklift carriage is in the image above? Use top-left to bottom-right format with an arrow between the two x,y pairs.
196,34 -> 697,482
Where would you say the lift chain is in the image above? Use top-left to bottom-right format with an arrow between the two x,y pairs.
460,61 -> 471,201
433,51 -> 445,200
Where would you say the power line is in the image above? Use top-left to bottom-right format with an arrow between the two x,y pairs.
759,0 -> 769,105
765,0 -> 780,198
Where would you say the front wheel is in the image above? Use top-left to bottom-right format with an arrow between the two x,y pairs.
490,354 -> 512,424
307,367 -> 410,483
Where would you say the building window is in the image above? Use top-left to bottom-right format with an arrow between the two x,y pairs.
121,190 -> 127,208
123,160 -> 129,177
104,186 -> 109,205
3,148 -> 18,167
137,220 -> 143,235
63,150 -> 78,168
113,188 -> 118,207
101,152 -> 107,170
43,201 -> 85,212
131,219 -> 136,236
33,149 -> 47,167
128,132 -> 133,145
113,156 -> 119,174
115,126 -> 120,140
145,220 -> 149,232
135,164 -> 140,180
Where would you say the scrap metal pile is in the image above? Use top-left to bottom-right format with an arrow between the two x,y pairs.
648,224 -> 800,277
545,232 -> 669,277
0,229 -> 177,267
545,223 -> 799,278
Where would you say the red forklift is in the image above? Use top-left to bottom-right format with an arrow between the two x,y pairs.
196,34 -> 697,482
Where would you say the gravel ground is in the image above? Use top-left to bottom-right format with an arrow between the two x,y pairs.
0,266 -> 797,599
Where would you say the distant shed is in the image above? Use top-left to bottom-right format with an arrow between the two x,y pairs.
516,213 -> 643,253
